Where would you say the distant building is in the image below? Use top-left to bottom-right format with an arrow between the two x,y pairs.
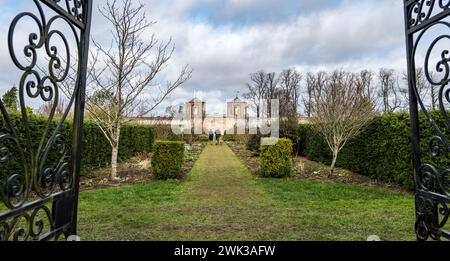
195,96 -> 249,133
130,95 -> 311,133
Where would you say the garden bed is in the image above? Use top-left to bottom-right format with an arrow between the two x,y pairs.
80,155 -> 154,191
228,141 -> 408,194
293,157 -> 408,194
80,142 -> 206,191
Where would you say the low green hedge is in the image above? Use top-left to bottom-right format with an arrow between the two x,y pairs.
0,114 -> 73,183
82,121 -> 154,172
260,138 -> 293,178
297,111 -> 450,190
120,124 -> 155,159
151,140 -> 185,179
0,113 -> 155,178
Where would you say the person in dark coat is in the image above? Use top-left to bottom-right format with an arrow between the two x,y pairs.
215,129 -> 221,145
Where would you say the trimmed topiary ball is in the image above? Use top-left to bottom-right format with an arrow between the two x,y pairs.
151,140 -> 185,179
260,138 -> 293,178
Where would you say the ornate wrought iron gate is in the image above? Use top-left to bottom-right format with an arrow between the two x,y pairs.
403,1 -> 450,240
0,0 -> 92,241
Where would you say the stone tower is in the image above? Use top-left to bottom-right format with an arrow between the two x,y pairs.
186,98 -> 206,134
226,96 -> 247,135
227,96 -> 247,119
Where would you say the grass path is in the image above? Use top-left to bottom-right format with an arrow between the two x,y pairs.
186,143 -> 261,203
172,144 -> 277,240
77,144 -> 416,241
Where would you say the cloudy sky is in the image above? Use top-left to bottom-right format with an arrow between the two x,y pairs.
0,0 -> 408,115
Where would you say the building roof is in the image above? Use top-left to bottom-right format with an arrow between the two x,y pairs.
189,98 -> 203,103
228,96 -> 246,104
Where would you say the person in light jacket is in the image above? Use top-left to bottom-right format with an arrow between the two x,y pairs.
208,129 -> 214,143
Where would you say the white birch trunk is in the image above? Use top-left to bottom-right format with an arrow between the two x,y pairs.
111,124 -> 121,180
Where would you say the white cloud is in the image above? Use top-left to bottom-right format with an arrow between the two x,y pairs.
0,0 -> 415,115
143,0 -> 409,115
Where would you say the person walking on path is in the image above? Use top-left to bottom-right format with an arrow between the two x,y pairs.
209,129 -> 214,143
215,128 -> 221,145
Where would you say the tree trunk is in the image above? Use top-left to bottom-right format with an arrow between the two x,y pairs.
111,124 -> 122,180
111,145 -> 119,180
431,86 -> 436,110
329,149 -> 338,177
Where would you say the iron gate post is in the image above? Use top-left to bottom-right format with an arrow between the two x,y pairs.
404,4 -> 421,191
403,1 -> 423,241
403,0 -> 450,241
70,0 -> 93,237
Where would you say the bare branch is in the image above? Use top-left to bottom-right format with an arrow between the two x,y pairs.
310,70 -> 375,175
85,0 -> 191,179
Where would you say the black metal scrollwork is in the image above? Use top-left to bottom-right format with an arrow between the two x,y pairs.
52,0 -> 85,23
0,0 -> 91,241
404,0 -> 450,240
0,205 -> 57,241
408,0 -> 450,28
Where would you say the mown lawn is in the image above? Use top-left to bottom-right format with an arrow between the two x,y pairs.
77,144 -> 416,241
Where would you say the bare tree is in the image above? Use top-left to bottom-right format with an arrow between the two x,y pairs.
356,70 -> 375,102
304,71 -> 327,118
38,98 -> 66,116
279,69 -> 302,119
402,68 -> 433,110
311,70 -> 375,175
165,105 -> 181,117
244,70 -> 268,118
245,69 -> 304,119
415,68 -> 429,100
430,71 -> 438,110
265,72 -> 278,117
378,68 -> 401,114
88,0 -> 191,179
304,73 -> 315,118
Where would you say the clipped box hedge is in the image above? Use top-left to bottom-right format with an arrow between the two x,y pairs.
260,138 -> 293,178
296,111 -> 450,190
81,121 -> 154,172
151,140 -> 185,179
0,114 -> 73,183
